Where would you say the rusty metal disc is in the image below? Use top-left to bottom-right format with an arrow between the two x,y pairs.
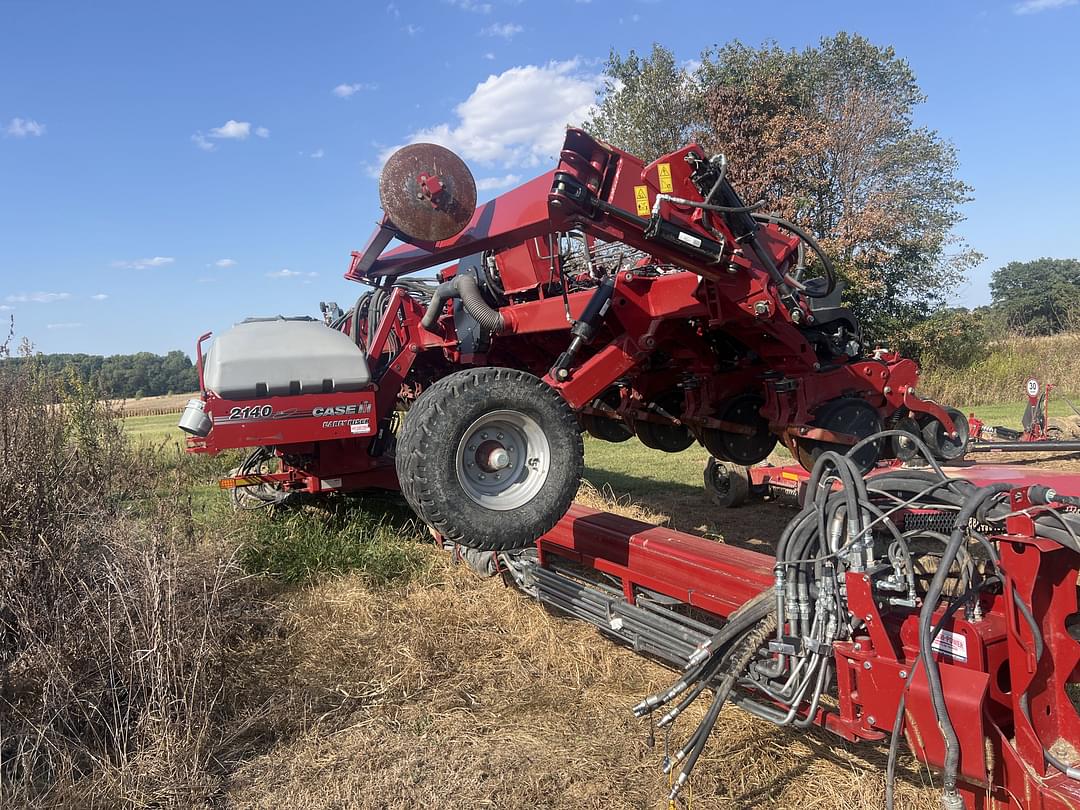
379,143 -> 476,243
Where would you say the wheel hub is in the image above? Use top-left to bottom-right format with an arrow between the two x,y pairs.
456,409 -> 550,510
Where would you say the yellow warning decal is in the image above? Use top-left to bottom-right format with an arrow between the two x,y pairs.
634,185 -> 650,216
657,162 -> 673,193
781,471 -> 801,481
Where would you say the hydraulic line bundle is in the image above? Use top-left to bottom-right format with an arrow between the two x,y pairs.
602,431 -> 1080,808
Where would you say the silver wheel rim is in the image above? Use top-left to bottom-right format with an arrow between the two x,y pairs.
455,409 -> 550,510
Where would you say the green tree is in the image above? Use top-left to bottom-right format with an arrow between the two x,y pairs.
990,258 -> 1080,336
900,308 -> 989,369
585,35 -> 980,344
1,350 -> 198,398
585,44 -> 703,162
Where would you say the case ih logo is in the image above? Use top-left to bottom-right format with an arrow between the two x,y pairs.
312,403 -> 370,417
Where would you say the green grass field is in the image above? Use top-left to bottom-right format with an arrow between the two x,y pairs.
123,412 -> 188,445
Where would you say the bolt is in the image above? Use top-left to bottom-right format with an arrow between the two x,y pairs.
883,386 -> 892,394
467,462 -> 474,468
867,715 -> 876,726
864,614 -> 873,624
479,474 -> 486,480
863,661 -> 872,670
497,433 -> 504,440
754,301 -> 769,316
469,445 -> 477,452
481,433 -> 488,439
493,473 -> 501,480
853,642 -> 862,652
899,670 -> 908,679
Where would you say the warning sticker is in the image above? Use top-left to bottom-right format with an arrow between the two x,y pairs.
931,629 -> 969,662
634,185 -> 650,216
657,162 -> 673,193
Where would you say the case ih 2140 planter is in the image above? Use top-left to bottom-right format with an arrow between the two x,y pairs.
179,131 -> 1080,808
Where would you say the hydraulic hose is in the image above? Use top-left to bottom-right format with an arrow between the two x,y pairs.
751,213 -> 838,299
916,482 -> 1011,805
420,270 -> 505,334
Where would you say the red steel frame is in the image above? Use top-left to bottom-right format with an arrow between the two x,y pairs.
345,128 -> 959,452
535,469 -> 1080,809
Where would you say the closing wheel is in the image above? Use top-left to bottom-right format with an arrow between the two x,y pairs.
396,367 -> 583,551
704,457 -> 750,508
636,392 -> 694,452
583,389 -> 632,443
583,411 -> 633,442
890,416 -> 922,462
794,398 -> 883,473
921,407 -> 969,462
703,395 -> 777,465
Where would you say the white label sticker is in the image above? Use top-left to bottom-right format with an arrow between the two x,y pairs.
321,478 -> 343,490
349,419 -> 372,434
931,629 -> 968,662
677,231 -> 702,248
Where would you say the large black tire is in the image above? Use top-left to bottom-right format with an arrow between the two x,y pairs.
396,367 -> 584,551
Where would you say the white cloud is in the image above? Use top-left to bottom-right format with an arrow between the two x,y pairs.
484,52 -> 496,60
481,22 -> 523,38
5,117 -> 46,137
403,23 -> 422,35
214,258 -> 237,268
211,120 -> 251,139
266,269 -> 318,279
112,256 -> 175,270
90,293 -> 109,301
381,59 -> 601,170
447,0 -> 492,12
5,291 -> 72,304
386,2 -> 400,17
475,173 -> 521,191
333,82 -> 377,98
47,322 -> 82,330
193,120 -> 269,150
310,148 -> 325,159
0,305 -> 13,311
1014,0 -> 1076,12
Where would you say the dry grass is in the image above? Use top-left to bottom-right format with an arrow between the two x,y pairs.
921,331 -> 1080,406
107,392 -> 197,417
0,347 -> 261,808
219,551 -> 940,810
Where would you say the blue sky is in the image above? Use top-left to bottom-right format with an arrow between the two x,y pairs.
2,0 -> 1078,356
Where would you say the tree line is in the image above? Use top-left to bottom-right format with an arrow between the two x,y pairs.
1,350 -> 197,398
584,35 -> 1080,368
